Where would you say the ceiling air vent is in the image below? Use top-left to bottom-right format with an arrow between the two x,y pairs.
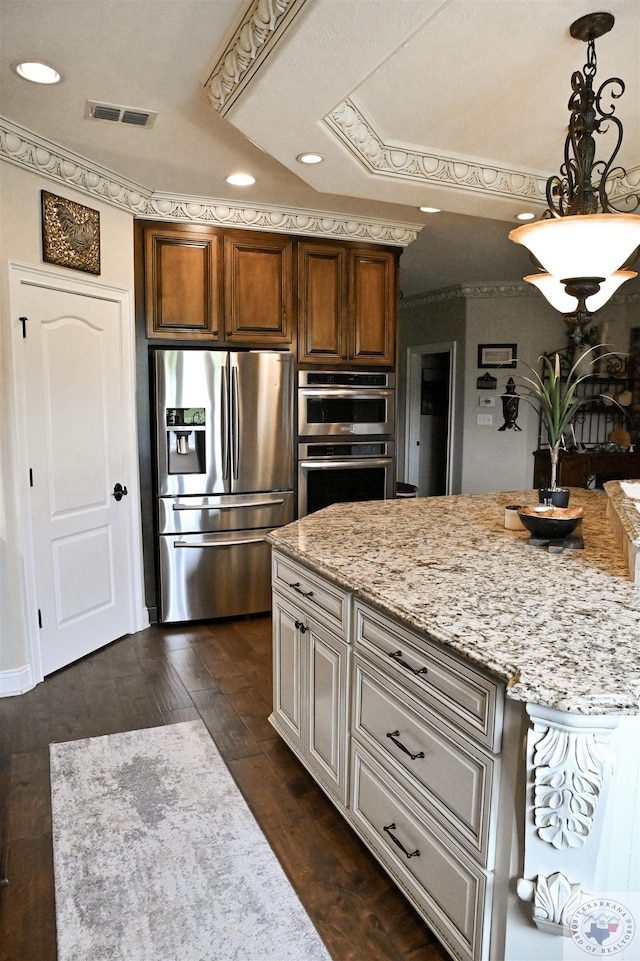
86,100 -> 157,128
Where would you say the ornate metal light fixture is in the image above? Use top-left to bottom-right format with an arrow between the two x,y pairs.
509,12 -> 640,344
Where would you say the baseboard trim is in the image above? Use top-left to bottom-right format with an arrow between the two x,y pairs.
0,663 -> 37,697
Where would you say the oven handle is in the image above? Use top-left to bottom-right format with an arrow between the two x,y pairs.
173,536 -> 268,548
172,498 -> 284,511
298,388 -> 395,400
298,457 -> 394,470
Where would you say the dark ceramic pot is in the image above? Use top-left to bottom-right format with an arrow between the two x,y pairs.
538,487 -> 570,508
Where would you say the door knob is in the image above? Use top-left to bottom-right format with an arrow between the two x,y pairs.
112,483 -> 128,502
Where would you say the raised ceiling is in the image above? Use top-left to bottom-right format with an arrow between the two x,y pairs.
1,0 -> 639,297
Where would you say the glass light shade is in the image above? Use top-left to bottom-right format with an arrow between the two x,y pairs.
509,213 -> 640,280
524,270 -> 638,313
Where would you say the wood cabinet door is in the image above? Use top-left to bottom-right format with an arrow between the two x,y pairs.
298,242 -> 348,363
271,593 -> 305,753
349,248 -> 397,366
224,233 -> 292,343
145,227 -> 219,339
307,620 -> 349,803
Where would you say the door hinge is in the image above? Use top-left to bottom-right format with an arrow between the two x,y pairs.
37,609 -> 42,629
19,316 -> 27,339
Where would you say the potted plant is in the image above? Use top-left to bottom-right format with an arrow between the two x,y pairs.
518,345 -> 618,495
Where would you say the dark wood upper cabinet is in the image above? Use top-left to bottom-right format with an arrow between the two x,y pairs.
223,233 -> 293,344
145,227 -> 219,340
349,248 -> 396,366
140,222 -> 398,363
297,242 -> 348,363
298,242 -> 397,367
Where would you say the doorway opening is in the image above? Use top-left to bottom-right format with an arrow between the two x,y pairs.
404,342 -> 456,496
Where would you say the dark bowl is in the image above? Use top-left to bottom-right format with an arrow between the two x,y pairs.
518,507 -> 584,540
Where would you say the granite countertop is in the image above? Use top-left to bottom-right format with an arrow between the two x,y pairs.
268,489 -> 640,715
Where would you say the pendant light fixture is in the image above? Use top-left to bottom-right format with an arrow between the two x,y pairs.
509,12 -> 640,344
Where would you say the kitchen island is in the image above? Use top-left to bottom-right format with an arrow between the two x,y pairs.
268,489 -> 640,961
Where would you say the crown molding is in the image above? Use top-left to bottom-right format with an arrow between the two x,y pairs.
401,280 -> 640,308
0,117 -> 420,246
146,192 -> 420,245
326,99 -> 549,204
401,282 -> 533,309
203,0 -> 309,117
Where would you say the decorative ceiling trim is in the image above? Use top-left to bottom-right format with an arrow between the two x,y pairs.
400,281 -> 640,308
326,98 -> 640,208
146,193 -> 420,245
0,117 -> 420,246
204,0 -> 310,117
401,282 -> 533,309
326,99 -> 547,204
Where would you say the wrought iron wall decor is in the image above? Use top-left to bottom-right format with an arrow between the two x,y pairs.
41,190 -> 101,274
536,346 -> 634,448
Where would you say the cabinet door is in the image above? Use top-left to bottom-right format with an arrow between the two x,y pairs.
145,227 -> 219,339
307,620 -> 349,803
224,233 -> 292,343
349,248 -> 397,366
271,593 -> 305,753
298,242 -> 348,363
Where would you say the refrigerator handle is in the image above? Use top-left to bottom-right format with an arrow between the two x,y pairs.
221,364 -> 230,480
173,536 -> 268,548
231,365 -> 239,480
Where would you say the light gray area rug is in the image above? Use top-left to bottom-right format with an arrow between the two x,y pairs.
50,720 -> 331,961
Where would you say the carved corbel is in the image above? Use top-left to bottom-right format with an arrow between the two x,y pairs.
526,705 -> 618,850
517,872 -> 586,935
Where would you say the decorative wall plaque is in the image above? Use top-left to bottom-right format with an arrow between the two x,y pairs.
41,190 -> 100,274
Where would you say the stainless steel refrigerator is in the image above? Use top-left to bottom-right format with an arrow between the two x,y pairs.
154,349 -> 294,622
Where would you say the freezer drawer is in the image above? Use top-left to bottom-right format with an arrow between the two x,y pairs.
158,491 -> 294,534
159,528 -> 275,622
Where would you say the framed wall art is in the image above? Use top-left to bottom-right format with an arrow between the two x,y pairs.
477,343 -> 517,368
41,190 -> 101,274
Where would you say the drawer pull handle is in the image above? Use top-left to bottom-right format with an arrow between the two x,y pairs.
294,619 -> 307,634
386,730 -> 425,761
383,823 -> 420,859
289,581 -> 315,600
388,650 -> 428,677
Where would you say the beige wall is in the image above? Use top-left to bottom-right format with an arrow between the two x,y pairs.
0,162 -> 135,685
400,283 -> 638,496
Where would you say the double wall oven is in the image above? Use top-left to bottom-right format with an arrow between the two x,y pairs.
297,370 -> 395,517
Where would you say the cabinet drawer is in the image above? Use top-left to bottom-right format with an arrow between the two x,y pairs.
350,744 -> 488,961
354,602 -> 503,751
353,657 -> 496,866
272,552 -> 350,634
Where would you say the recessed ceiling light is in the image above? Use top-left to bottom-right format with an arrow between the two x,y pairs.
516,212 -> 536,221
297,153 -> 324,165
13,61 -> 61,84
419,206 -> 440,214
226,173 -> 255,186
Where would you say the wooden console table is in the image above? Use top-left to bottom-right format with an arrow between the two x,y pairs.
533,448 -> 640,489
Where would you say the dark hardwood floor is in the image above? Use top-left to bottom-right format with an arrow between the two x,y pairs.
0,616 -> 451,961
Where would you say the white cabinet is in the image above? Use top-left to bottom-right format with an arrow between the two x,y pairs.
350,744 -> 490,961
348,601 -> 505,961
270,553 -> 351,806
270,542 -> 640,961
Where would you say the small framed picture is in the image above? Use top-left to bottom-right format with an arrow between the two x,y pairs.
41,190 -> 101,275
477,343 -> 517,368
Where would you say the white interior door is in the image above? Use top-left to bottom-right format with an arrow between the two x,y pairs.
9,264 -> 145,678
